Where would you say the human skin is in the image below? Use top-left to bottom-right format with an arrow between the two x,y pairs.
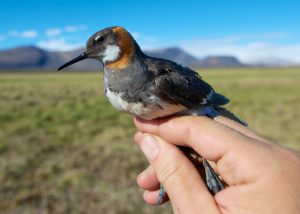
134,116 -> 300,214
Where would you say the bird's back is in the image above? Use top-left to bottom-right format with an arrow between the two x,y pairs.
144,56 -> 229,108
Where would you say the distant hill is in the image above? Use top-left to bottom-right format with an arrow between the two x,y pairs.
144,47 -> 245,68
0,46 -> 246,71
200,56 -> 244,67
0,46 -> 49,69
144,47 -> 201,67
0,46 -> 100,71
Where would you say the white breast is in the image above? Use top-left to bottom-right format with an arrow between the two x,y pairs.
105,88 -> 149,116
105,88 -> 186,120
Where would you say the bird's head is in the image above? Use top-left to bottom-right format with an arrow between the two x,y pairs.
58,26 -> 140,71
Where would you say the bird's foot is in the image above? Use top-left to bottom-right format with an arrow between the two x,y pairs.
156,185 -> 165,206
203,158 -> 225,195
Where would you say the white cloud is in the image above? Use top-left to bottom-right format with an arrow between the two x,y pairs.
6,25 -> 86,40
64,25 -> 86,33
46,28 -> 62,37
37,38 -> 84,51
44,25 -> 86,37
20,30 -> 38,38
7,30 -> 38,38
180,34 -> 300,64
65,26 -> 77,32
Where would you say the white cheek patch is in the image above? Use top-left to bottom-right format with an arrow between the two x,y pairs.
102,45 -> 121,63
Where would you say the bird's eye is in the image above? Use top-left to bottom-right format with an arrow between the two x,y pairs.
94,36 -> 105,44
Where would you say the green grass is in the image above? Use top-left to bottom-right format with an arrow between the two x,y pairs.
0,68 -> 299,213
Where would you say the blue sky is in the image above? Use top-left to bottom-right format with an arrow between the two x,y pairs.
1,0 -> 300,63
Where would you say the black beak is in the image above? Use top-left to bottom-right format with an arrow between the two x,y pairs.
58,52 -> 88,71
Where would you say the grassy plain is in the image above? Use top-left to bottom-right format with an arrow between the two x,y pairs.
0,68 -> 299,213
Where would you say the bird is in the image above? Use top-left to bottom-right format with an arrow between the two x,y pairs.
58,26 -> 247,205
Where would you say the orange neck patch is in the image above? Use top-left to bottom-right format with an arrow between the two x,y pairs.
106,27 -> 135,70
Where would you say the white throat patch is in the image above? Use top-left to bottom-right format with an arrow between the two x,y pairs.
102,45 -> 121,63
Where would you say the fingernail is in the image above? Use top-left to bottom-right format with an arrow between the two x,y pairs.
140,135 -> 160,160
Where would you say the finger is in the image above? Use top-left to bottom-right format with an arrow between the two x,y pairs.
143,190 -> 169,205
214,116 -> 270,144
137,165 -> 160,191
137,132 -> 219,186
134,116 -> 256,162
137,133 -> 220,213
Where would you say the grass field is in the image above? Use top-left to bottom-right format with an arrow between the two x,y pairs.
0,68 -> 299,213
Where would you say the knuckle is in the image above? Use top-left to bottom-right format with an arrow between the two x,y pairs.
158,159 -> 183,187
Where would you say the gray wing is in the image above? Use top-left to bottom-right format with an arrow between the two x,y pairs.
145,57 -> 229,108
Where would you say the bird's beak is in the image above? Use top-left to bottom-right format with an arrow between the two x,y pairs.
58,52 -> 89,71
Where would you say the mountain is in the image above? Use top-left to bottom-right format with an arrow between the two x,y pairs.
200,56 -> 244,67
144,47 -> 201,67
0,46 -> 49,69
0,46 -> 245,71
144,47 -> 245,68
249,57 -> 296,67
0,46 -> 100,71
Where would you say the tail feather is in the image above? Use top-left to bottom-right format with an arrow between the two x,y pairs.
210,92 -> 230,106
214,106 -> 248,126
181,106 -> 248,126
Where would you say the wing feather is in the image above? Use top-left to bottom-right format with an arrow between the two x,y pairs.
145,57 -> 228,108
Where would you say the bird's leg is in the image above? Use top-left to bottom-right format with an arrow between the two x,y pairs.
203,158 -> 225,195
156,185 -> 165,206
179,147 -> 226,194
156,147 -> 226,206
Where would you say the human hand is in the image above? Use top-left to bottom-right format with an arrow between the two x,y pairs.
134,116 -> 300,213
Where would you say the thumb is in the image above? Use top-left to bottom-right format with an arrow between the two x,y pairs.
137,133 -> 219,213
